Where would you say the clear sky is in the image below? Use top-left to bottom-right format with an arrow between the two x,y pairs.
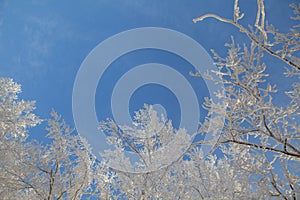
0,0 -> 297,143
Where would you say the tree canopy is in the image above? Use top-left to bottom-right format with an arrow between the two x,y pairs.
0,1 -> 299,199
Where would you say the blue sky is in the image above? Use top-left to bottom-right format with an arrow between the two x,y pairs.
0,0 -> 297,143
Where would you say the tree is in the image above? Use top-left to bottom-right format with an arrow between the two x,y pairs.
192,0 -> 300,198
1,1 -> 300,199
0,82 -> 255,199
0,78 -> 41,198
99,1 -> 300,198
99,105 -> 257,199
0,78 -> 112,199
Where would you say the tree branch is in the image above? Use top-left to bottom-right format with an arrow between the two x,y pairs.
222,139 -> 300,159
193,14 -> 300,71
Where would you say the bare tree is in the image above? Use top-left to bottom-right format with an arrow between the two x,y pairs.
0,79 -> 112,199
100,105 -> 257,199
192,1 -> 300,199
